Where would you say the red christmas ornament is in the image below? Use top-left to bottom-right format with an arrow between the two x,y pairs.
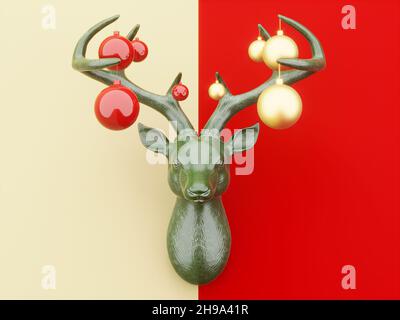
94,80 -> 140,130
172,83 -> 189,101
98,31 -> 134,71
131,38 -> 148,62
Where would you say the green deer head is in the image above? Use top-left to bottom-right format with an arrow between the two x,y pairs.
138,123 -> 259,203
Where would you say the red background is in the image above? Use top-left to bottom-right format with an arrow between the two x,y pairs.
199,0 -> 400,299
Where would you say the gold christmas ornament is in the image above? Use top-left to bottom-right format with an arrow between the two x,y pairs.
257,78 -> 302,129
208,81 -> 227,100
262,30 -> 299,70
248,36 -> 266,62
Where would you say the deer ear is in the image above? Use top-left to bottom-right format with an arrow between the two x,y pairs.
227,123 -> 259,155
138,123 -> 169,158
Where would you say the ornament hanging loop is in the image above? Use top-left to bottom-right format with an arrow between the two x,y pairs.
276,63 -> 283,85
278,63 -> 281,78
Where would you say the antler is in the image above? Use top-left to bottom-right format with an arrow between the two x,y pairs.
72,15 -> 194,133
204,15 -> 326,131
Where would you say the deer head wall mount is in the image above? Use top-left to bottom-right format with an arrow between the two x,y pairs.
72,14 -> 325,285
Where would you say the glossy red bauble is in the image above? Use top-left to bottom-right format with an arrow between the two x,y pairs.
131,38 -> 148,62
98,31 -> 134,71
172,83 -> 189,101
94,80 -> 140,130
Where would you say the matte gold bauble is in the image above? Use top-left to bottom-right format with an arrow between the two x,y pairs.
248,36 -> 266,62
262,30 -> 298,70
208,81 -> 226,100
257,79 -> 302,129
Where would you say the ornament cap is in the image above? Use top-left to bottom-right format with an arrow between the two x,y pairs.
276,78 -> 284,85
277,30 -> 284,36
113,31 -> 120,36
113,80 -> 121,85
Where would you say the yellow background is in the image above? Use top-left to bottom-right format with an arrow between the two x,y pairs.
0,0 -> 198,299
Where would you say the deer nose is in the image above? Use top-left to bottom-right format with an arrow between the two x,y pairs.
186,184 -> 211,199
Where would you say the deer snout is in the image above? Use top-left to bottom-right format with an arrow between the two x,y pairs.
185,183 -> 212,202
